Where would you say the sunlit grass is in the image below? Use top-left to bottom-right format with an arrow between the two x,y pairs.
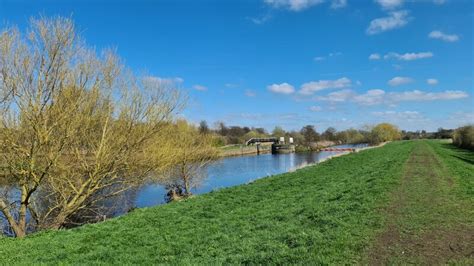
0,140 -> 471,264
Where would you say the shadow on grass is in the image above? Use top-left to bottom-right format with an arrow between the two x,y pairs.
440,143 -> 474,165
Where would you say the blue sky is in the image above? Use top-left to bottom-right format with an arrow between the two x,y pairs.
1,0 -> 472,131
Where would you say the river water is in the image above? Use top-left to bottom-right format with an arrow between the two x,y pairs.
0,143 -> 368,235
136,143 -> 368,207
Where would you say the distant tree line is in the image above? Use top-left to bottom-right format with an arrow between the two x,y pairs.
401,128 -> 454,140
198,121 -> 403,148
200,121 -> 474,150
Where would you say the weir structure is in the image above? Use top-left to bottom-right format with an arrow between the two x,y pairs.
246,137 -> 295,154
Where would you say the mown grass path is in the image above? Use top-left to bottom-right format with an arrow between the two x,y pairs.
0,140 -> 472,264
369,141 -> 473,264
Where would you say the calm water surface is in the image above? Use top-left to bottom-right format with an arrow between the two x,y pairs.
136,143 -> 368,207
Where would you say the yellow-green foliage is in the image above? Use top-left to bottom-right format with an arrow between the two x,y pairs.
369,123 -> 401,144
1,141 -> 471,264
453,125 -> 474,150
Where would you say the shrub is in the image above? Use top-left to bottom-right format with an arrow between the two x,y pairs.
452,125 -> 474,150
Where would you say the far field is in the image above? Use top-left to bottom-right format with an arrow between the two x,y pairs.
0,140 -> 472,264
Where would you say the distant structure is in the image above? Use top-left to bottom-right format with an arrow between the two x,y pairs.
246,137 -> 295,154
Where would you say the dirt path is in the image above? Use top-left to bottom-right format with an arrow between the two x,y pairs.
368,141 -> 474,265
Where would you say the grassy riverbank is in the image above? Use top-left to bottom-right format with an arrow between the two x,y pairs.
0,140 -> 472,264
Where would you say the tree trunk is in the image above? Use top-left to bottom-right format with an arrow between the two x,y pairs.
0,200 -> 26,238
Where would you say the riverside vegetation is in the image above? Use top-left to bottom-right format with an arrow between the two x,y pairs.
0,15 -> 472,264
0,15 -> 404,238
0,140 -> 472,264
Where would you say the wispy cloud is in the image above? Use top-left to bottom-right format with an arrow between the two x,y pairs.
384,51 -> 433,61
315,89 -> 354,102
428,30 -> 459,42
248,13 -> 273,25
353,89 -> 386,105
372,110 -> 425,121
316,89 -> 469,106
267,83 -> 295,94
225,83 -> 239,88
388,76 -> 414,86
313,52 -> 342,62
299,77 -> 352,95
426,78 -> 439,85
369,53 -> 381,60
245,89 -> 257,97
366,10 -> 410,35
193,84 -> 208,91
374,0 -> 404,10
390,90 -> 468,102
330,0 -> 347,9
309,106 -> 322,112
263,0 -> 324,11
142,76 -> 184,87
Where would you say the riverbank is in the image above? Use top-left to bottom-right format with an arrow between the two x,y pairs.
0,140 -> 472,264
218,141 -> 362,157
218,144 -> 271,157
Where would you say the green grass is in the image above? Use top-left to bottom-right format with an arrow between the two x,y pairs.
0,140 -> 471,264
367,140 -> 473,264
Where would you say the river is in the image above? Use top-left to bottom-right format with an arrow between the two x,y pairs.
0,143 -> 367,235
136,143 -> 368,207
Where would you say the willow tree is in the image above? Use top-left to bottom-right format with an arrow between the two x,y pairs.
0,17 -> 183,237
160,121 -> 218,201
369,123 -> 401,144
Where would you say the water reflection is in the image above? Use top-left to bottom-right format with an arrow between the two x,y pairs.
136,143 -> 368,208
1,143 -> 368,234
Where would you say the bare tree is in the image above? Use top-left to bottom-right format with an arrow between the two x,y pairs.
0,17 -> 184,237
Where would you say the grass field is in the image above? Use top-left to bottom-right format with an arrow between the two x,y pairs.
0,140 -> 472,264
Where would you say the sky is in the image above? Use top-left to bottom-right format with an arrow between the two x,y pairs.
0,0 -> 473,132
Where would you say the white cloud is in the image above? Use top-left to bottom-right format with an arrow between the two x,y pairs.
369,53 -> 381,60
374,0 -> 404,10
353,89 -> 386,105
142,76 -> 184,87
264,0 -> 324,11
245,89 -> 257,97
316,89 -> 469,106
314,52 -> 342,62
426,78 -> 438,85
384,51 -> 433,61
193,85 -> 208,91
389,90 -> 468,102
372,110 -> 424,120
249,13 -> 273,25
428,30 -> 459,42
330,0 -> 347,9
309,106 -> 322,112
366,10 -> 410,35
267,83 -> 295,94
388,76 -> 414,86
315,89 -> 354,102
299,77 -> 352,95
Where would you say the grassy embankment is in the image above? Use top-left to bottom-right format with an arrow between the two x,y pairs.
0,140 -> 472,264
